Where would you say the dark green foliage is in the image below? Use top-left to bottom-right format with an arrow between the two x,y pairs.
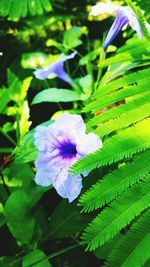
47,200 -> 90,239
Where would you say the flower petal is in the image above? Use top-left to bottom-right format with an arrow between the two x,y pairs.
35,163 -> 52,186
58,51 -> 77,63
53,172 -> 82,202
104,10 -> 129,50
33,52 -> 76,82
51,113 -> 86,137
35,152 -> 63,185
76,132 -> 102,156
34,126 -> 48,151
90,3 -> 118,16
51,61 -> 72,83
33,68 -> 52,80
126,7 -> 143,37
35,125 -> 58,152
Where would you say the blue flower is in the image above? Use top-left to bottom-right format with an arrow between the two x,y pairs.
34,113 -> 102,202
90,2 -> 150,51
33,52 -> 76,83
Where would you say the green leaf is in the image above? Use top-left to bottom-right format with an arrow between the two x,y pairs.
0,88 -> 10,114
79,74 -> 93,99
63,26 -> 87,49
22,249 -> 52,267
13,128 -> 38,164
4,190 -> 35,245
32,89 -> 81,104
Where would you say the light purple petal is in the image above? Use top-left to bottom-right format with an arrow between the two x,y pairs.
33,68 -> 51,80
125,6 -> 143,38
34,125 -> 58,152
35,166 -> 52,186
34,126 -> 48,151
51,61 -> 72,83
76,132 -> 102,157
33,52 -> 76,83
58,51 -> 77,63
104,10 -> 129,51
90,3 -> 118,16
35,152 -> 63,185
51,113 -> 86,138
53,172 -> 82,202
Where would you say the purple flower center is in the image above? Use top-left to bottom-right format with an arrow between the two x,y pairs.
59,141 -> 77,159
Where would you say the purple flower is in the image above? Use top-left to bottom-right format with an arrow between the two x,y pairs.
90,3 -> 150,51
34,113 -> 102,202
33,52 -> 76,83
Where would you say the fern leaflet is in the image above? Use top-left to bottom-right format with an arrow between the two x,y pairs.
95,102 -> 150,137
87,92 -> 149,128
79,149 -> 150,212
0,0 -> 52,19
84,77 -> 150,113
70,119 -> 150,175
81,177 -> 150,251
105,209 -> 150,267
94,68 -> 150,98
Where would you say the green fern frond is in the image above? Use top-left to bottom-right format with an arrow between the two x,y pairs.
105,209 -> 150,267
70,119 -> 150,175
125,0 -> 150,39
87,92 -> 149,129
84,77 -> 150,113
94,68 -> 150,98
96,38 -> 150,69
79,150 -> 150,212
0,0 -> 52,20
95,102 -> 150,137
81,177 -> 150,251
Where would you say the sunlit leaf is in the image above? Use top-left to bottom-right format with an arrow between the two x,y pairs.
32,88 -> 81,104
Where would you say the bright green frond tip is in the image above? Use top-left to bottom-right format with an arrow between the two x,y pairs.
125,0 -> 150,39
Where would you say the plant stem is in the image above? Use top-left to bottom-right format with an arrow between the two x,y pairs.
0,172 -> 10,196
